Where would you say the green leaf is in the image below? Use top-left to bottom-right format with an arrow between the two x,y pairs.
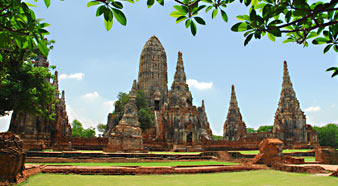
190,21 -> 197,36
212,8 -> 218,19
244,33 -> 253,46
112,2 -> 123,9
185,19 -> 191,28
96,5 -> 105,16
0,54 -> 2,62
231,22 -> 251,32
307,31 -> 318,39
104,8 -> 113,21
283,38 -> 294,43
124,0 -> 135,3
25,2 -> 37,7
170,11 -> 186,18
194,17 -> 206,25
270,29 -> 281,37
176,16 -> 187,24
323,44 -> 333,54
44,0 -> 50,8
267,32 -> 275,41
104,19 -> 113,31
221,10 -> 228,22
173,5 -> 187,13
147,0 -> 155,8
251,0 -> 258,8
326,67 -> 337,72
38,40 -> 49,57
312,37 -> 330,45
205,6 -> 213,13
112,8 -> 127,26
334,45 -> 338,52
236,15 -> 250,21
87,1 -> 100,7
156,0 -> 164,6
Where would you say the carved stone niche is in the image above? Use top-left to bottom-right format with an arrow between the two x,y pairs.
0,132 -> 26,185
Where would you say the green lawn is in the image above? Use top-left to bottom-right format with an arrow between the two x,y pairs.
149,151 -> 201,155
26,161 -> 237,167
20,170 -> 337,186
303,157 -> 316,162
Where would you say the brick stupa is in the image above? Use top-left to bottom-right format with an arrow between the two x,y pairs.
223,85 -> 247,141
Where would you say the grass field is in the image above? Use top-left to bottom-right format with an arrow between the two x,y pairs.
26,161 -> 237,167
303,156 -> 316,162
20,170 -> 337,186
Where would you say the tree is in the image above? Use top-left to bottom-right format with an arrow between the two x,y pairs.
97,123 -> 106,134
136,90 -> 154,131
257,125 -> 273,132
212,135 -> 223,140
87,0 -> 338,77
313,123 -> 338,148
246,128 -> 256,133
109,90 -> 154,131
71,119 -> 96,138
0,0 -> 56,117
83,127 -> 96,138
71,119 -> 84,138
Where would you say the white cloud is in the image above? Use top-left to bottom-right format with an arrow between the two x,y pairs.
59,73 -> 84,80
187,79 -> 213,90
81,91 -> 100,101
66,104 -> 96,129
103,100 -> 115,111
304,106 -> 321,112
331,104 -> 336,108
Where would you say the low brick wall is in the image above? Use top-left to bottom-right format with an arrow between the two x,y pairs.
26,151 -> 214,163
41,165 -> 263,175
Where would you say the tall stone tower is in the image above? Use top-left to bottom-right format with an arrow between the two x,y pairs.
273,61 -> 307,143
168,51 -> 193,108
137,36 -> 168,110
223,85 -> 246,141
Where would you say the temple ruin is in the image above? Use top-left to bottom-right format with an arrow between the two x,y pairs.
7,36 -> 319,152
273,61 -> 318,146
104,36 -> 213,151
9,55 -> 72,150
223,85 -> 247,141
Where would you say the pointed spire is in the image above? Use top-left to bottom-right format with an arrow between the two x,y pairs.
223,85 -> 246,141
129,80 -> 137,98
52,71 -> 59,89
173,51 -> 186,83
230,84 -> 238,106
282,61 -> 293,89
61,90 -> 65,102
201,100 -> 205,109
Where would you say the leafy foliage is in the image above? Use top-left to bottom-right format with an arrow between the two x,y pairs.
246,128 -> 256,133
97,123 -> 106,134
313,123 -> 338,148
110,90 -> 154,131
257,125 -> 273,133
71,119 -> 96,138
136,90 -> 154,131
212,135 -> 223,140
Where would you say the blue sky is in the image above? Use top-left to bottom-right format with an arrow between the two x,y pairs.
1,0 -> 338,135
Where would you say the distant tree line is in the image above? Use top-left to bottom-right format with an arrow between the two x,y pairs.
313,123 -> 338,148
